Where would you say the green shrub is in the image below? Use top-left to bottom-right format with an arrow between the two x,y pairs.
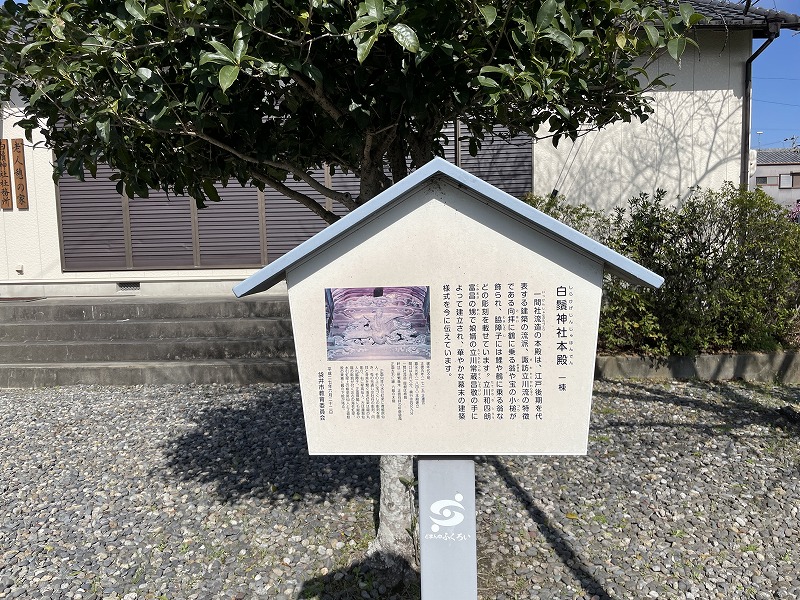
523,185 -> 800,357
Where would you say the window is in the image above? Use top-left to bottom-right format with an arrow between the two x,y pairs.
756,176 -> 779,186
778,174 -> 800,189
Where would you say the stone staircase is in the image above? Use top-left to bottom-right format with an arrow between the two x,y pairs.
0,296 -> 298,388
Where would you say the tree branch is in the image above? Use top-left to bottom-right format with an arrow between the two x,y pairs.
185,128 -> 356,208
289,71 -> 346,124
250,169 -> 340,224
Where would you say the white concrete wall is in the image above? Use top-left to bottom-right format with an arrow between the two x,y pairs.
533,30 -> 750,211
0,101 -> 63,294
0,100 -> 268,298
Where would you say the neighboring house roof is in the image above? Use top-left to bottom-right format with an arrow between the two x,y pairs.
233,158 -> 664,298
757,148 -> 800,165
687,0 -> 800,34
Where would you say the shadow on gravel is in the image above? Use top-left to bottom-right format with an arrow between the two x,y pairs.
593,381 -> 800,437
161,386 -> 380,506
298,553 -> 420,600
488,457 -> 612,600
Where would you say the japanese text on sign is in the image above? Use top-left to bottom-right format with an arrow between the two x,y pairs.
11,139 -> 28,210
0,140 -> 11,210
317,361 -> 430,422
442,282 -> 575,423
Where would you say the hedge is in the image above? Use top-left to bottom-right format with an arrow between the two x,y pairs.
523,184 -> 800,357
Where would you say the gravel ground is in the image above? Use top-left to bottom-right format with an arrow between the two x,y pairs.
1,380 -> 798,600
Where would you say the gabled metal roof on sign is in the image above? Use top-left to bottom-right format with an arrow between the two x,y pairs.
233,158 -> 664,297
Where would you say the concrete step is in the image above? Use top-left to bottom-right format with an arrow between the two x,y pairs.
0,359 -> 298,388
0,296 -> 290,322
0,317 -> 292,342
0,337 -> 296,363
0,296 -> 299,387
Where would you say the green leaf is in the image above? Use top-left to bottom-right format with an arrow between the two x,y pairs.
642,23 -> 660,48
219,65 -> 240,91
667,37 -> 686,61
50,17 -> 65,40
302,63 -> 324,84
536,0 -> 557,29
389,24 -> 420,53
479,5 -> 497,26
679,3 -> 695,25
207,40 -> 236,64
199,52 -> 233,66
366,0 -> 384,19
356,32 -> 378,63
480,65 -> 510,75
202,180 -> 221,202
20,41 -> 47,58
476,75 -> 500,89
124,0 -> 146,20
616,31 -> 627,49
520,82 -> 533,99
233,39 -> 246,63
96,118 -> 110,143
688,12 -> 705,26
135,67 -> 153,82
348,15 -> 378,33
544,29 -> 573,50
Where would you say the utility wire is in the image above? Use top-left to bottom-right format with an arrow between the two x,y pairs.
753,99 -> 800,108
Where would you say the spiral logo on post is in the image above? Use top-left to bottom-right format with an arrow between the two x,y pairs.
429,494 -> 465,532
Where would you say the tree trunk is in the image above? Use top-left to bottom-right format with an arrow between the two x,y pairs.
367,454 -> 417,570
359,154 -> 417,572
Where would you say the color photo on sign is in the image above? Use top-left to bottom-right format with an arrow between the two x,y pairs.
325,286 -> 431,361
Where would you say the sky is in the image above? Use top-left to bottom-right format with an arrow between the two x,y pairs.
750,0 -> 800,149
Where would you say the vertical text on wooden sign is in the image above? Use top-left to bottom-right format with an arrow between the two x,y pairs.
0,140 -> 12,210
11,139 -> 28,210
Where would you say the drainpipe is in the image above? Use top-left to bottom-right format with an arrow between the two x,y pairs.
741,21 -> 781,188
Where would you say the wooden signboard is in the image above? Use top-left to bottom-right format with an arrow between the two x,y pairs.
11,139 -> 29,210
0,140 -> 12,210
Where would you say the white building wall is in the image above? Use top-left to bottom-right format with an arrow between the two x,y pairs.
0,100 -> 268,298
533,30 -> 750,211
752,163 -> 800,208
1,101 -> 62,292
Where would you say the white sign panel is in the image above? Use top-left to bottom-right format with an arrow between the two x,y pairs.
287,181 -> 603,455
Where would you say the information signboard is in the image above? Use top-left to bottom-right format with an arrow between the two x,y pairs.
235,158 -> 662,456
286,184 -> 603,455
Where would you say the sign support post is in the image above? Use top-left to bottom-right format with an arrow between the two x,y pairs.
418,458 -> 478,599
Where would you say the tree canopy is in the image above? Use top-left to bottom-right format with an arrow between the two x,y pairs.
0,0 -> 702,223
